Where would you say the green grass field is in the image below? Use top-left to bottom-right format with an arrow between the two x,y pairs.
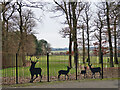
1,55 -> 120,78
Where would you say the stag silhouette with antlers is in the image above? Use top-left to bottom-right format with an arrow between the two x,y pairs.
29,57 -> 42,83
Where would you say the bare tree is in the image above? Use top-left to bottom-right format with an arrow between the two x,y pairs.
110,2 -> 119,64
77,22 -> 86,64
106,2 -> 114,67
93,8 -> 104,63
81,24 -> 86,64
15,1 -> 27,66
81,2 -> 91,64
54,1 -> 84,66
59,26 -> 72,67
1,0 -> 44,67
1,1 -> 16,68
1,1 -> 15,53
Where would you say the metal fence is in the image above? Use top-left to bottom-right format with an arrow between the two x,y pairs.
1,52 -> 120,85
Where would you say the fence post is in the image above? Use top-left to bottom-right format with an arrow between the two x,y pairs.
16,53 -> 18,84
47,52 -> 49,82
101,52 -> 103,79
75,53 -> 78,80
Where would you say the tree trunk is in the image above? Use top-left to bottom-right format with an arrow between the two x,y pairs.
2,18 -> 5,53
86,16 -> 90,64
106,2 -> 114,67
2,4 -> 6,53
69,33 -> 72,68
71,2 -> 78,66
82,27 -> 85,64
99,28 -> 102,63
0,8 -> 2,69
114,18 -> 118,64
68,2 -> 72,68
17,2 -> 26,66
98,12 -> 103,64
2,4 -> 6,68
5,21 -> 9,53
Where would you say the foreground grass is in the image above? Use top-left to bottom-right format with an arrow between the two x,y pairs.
2,77 -> 120,88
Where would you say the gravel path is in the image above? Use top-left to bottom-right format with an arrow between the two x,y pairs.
22,80 -> 119,88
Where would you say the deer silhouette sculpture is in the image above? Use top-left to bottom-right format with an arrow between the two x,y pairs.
58,66 -> 71,80
29,57 -> 42,83
88,64 -> 101,79
80,66 -> 87,78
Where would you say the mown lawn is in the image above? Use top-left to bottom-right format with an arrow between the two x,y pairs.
1,55 -> 120,78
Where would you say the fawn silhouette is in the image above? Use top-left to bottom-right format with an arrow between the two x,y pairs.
88,64 -> 101,79
80,66 -> 87,78
29,58 -> 42,83
58,66 -> 71,80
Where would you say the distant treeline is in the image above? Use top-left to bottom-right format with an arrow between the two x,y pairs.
51,48 -> 69,51
51,47 -> 120,51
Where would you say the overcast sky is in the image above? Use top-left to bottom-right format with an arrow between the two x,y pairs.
32,3 -> 69,48
30,1 -> 99,48
35,13 -> 69,48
